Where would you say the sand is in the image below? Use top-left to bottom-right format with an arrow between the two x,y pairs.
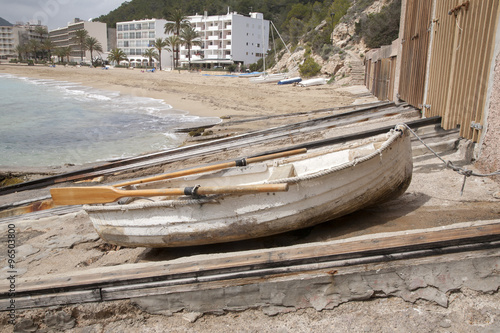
0,64 -> 357,119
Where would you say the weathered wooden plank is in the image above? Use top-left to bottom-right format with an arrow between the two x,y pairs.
2,220 -> 498,299
0,289 -> 101,310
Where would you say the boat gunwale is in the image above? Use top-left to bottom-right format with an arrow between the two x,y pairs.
84,125 -> 408,213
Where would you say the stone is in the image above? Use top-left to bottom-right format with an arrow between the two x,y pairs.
45,311 -> 76,330
13,318 -> 38,332
182,312 -> 202,323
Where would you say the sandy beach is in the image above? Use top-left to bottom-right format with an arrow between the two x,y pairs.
0,64 -> 358,120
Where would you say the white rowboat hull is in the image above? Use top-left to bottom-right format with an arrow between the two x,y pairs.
85,126 -> 413,247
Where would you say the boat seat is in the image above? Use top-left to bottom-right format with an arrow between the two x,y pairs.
268,164 -> 296,181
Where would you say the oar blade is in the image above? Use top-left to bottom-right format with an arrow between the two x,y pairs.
50,187 -> 121,205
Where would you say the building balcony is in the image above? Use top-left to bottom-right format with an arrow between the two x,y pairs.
208,26 -> 220,31
208,45 -> 218,50
207,35 -> 218,41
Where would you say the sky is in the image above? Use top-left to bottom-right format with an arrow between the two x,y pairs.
0,0 -> 128,30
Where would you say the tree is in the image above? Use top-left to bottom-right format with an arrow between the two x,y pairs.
152,38 -> 168,70
164,8 -> 190,67
27,39 -> 41,62
42,39 -> 54,61
142,48 -> 159,67
165,35 -> 180,70
107,48 -> 128,65
299,57 -> 321,78
180,25 -> 201,69
357,0 -> 401,48
85,36 -> 103,66
15,44 -> 27,61
73,29 -> 89,61
33,25 -> 48,39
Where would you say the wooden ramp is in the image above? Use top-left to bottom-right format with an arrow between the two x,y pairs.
1,219 -> 499,310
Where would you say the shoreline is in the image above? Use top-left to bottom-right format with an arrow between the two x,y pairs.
0,63 -> 357,118
0,63 -> 360,173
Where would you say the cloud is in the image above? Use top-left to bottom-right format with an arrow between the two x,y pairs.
0,0 -> 126,29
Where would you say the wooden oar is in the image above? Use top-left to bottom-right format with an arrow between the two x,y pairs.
114,148 -> 307,188
50,184 -> 289,205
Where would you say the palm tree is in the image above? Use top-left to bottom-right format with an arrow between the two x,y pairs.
152,38 -> 168,70
33,26 -> 47,39
73,29 -> 89,61
42,39 -> 54,62
62,46 -> 72,63
15,44 -> 27,61
27,39 -> 41,62
85,36 -> 103,66
165,35 -> 180,70
107,48 -> 128,66
55,46 -> 72,63
142,48 -> 158,68
180,25 -> 202,70
164,8 -> 190,68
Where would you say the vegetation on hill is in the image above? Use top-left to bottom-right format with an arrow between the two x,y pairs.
95,0 -> 401,72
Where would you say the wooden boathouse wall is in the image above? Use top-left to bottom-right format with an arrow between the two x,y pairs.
366,0 -> 500,143
364,41 -> 398,102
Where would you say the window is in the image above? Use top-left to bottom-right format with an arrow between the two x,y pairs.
124,33 -> 129,39
123,25 -> 129,31
117,33 -> 123,39
129,24 -> 135,30
142,32 -> 148,38
136,49 -> 142,55
149,32 -> 155,38
136,32 -> 141,38
136,24 -> 141,30
149,22 -> 155,29
117,25 -> 123,31
130,49 -> 135,55
142,23 -> 148,29
124,41 -> 129,47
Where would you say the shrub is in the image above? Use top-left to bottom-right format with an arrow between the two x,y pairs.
299,57 -> 321,78
357,0 -> 401,48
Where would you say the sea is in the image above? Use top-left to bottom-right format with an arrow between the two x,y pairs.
0,73 -> 220,168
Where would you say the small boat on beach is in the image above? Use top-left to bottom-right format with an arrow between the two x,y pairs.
278,77 -> 302,85
250,73 -> 288,84
298,77 -> 327,87
238,71 -> 263,78
57,125 -> 413,248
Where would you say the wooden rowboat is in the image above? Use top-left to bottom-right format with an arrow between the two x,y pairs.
83,125 -> 413,247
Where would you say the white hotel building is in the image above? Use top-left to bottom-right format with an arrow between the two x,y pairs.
116,19 -> 172,68
115,12 -> 269,69
181,12 -> 269,67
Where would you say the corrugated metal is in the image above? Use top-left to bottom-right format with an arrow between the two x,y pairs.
398,0 -> 434,107
425,0 -> 500,141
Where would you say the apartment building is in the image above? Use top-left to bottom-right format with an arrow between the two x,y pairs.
116,19 -> 173,68
181,12 -> 269,67
0,18 -> 48,60
49,18 -> 108,63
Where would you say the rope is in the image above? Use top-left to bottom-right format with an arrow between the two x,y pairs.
84,195 -> 220,212
266,125 -> 405,185
401,124 -> 500,195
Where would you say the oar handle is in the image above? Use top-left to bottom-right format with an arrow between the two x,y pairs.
117,184 -> 289,197
51,184 -> 289,205
114,148 -> 306,188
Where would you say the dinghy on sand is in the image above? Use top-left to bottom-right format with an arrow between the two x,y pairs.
51,125 -> 413,248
